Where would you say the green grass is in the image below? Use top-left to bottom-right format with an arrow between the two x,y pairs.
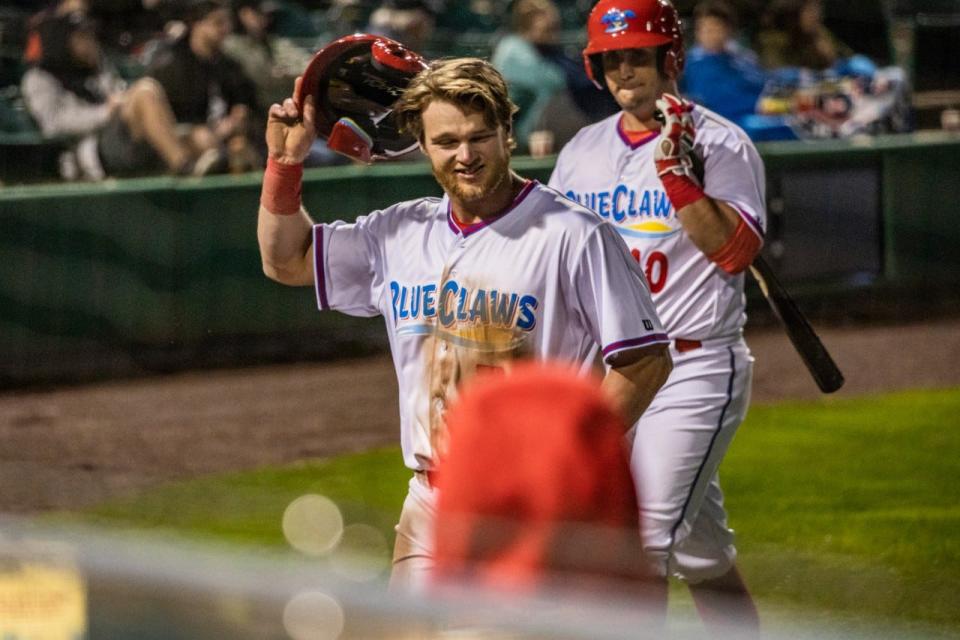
68,447 -> 410,547
723,387 -> 960,629
59,387 -> 960,632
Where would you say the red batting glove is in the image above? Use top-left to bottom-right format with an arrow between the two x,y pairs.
654,94 -> 705,211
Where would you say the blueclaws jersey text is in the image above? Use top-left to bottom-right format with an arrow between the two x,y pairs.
389,280 -> 539,331
564,186 -> 673,222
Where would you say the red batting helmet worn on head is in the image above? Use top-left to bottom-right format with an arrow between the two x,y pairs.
295,34 -> 428,163
582,0 -> 684,87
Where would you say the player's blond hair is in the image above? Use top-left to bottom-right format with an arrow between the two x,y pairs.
394,58 -> 519,146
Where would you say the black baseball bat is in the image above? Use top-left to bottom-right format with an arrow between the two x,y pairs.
749,255 -> 845,393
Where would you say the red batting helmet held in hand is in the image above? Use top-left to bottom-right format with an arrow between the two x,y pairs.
582,0 -> 684,88
295,34 -> 428,163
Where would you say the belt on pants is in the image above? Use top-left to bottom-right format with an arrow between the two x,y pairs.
673,338 -> 703,353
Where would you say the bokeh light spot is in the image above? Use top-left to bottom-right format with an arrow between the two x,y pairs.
282,591 -> 344,640
282,494 -> 343,556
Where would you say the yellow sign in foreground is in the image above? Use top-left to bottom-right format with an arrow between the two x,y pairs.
0,557 -> 86,640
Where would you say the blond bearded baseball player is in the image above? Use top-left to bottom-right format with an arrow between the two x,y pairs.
549,0 -> 766,630
257,49 -> 673,593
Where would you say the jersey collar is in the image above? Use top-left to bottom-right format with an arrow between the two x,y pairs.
446,179 -> 537,238
616,114 -> 660,150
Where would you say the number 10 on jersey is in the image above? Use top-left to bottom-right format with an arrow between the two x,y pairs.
631,249 -> 668,294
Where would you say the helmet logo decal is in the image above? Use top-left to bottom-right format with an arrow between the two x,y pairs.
601,8 -> 636,34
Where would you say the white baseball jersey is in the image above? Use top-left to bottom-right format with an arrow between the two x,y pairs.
549,106 -> 766,341
313,180 -> 667,470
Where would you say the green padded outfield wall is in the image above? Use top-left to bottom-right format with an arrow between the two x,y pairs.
756,132 -> 960,288
0,138 -> 957,386
0,161 -> 443,385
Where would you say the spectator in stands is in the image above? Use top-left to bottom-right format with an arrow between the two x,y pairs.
24,0 -> 91,65
491,0 -> 586,154
222,0 -> 313,110
325,0 -> 369,41
20,11 -> 217,180
92,0 -> 169,57
24,0 -> 170,66
529,1 -> 619,125
432,361 -> 665,608
365,0 -> 437,57
147,0 -> 262,173
681,0 -> 767,127
220,0 -> 349,168
755,0 -> 853,71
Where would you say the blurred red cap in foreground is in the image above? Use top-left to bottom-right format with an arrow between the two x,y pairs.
432,361 -> 651,594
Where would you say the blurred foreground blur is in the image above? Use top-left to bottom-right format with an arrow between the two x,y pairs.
1,513 -> 956,640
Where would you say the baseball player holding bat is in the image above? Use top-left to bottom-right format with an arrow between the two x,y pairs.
548,0 -> 765,629
257,37 -> 673,592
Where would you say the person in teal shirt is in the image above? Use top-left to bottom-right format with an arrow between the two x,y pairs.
490,0 -> 568,151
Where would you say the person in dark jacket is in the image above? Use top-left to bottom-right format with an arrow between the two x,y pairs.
21,11 -> 215,179
755,0 -> 853,71
147,0 -> 262,173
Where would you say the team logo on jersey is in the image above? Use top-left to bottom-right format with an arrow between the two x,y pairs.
602,9 -> 636,34
565,186 -> 681,238
622,220 -> 680,239
389,279 -> 540,340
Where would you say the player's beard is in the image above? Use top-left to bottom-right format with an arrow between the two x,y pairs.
432,148 -> 511,204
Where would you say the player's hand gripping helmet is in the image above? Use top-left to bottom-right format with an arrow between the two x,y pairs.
583,0 -> 685,89
295,34 -> 429,163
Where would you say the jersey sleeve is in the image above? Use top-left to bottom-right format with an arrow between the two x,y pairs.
701,127 -> 767,240
572,223 -> 670,364
313,211 -> 385,317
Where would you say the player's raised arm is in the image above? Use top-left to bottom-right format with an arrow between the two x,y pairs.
548,1 -> 764,625
654,93 -> 762,275
257,76 -> 317,287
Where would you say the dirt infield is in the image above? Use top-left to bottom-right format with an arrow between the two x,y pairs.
2,318 -> 959,514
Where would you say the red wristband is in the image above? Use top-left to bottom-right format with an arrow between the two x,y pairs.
660,172 -> 706,211
261,157 -> 303,215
